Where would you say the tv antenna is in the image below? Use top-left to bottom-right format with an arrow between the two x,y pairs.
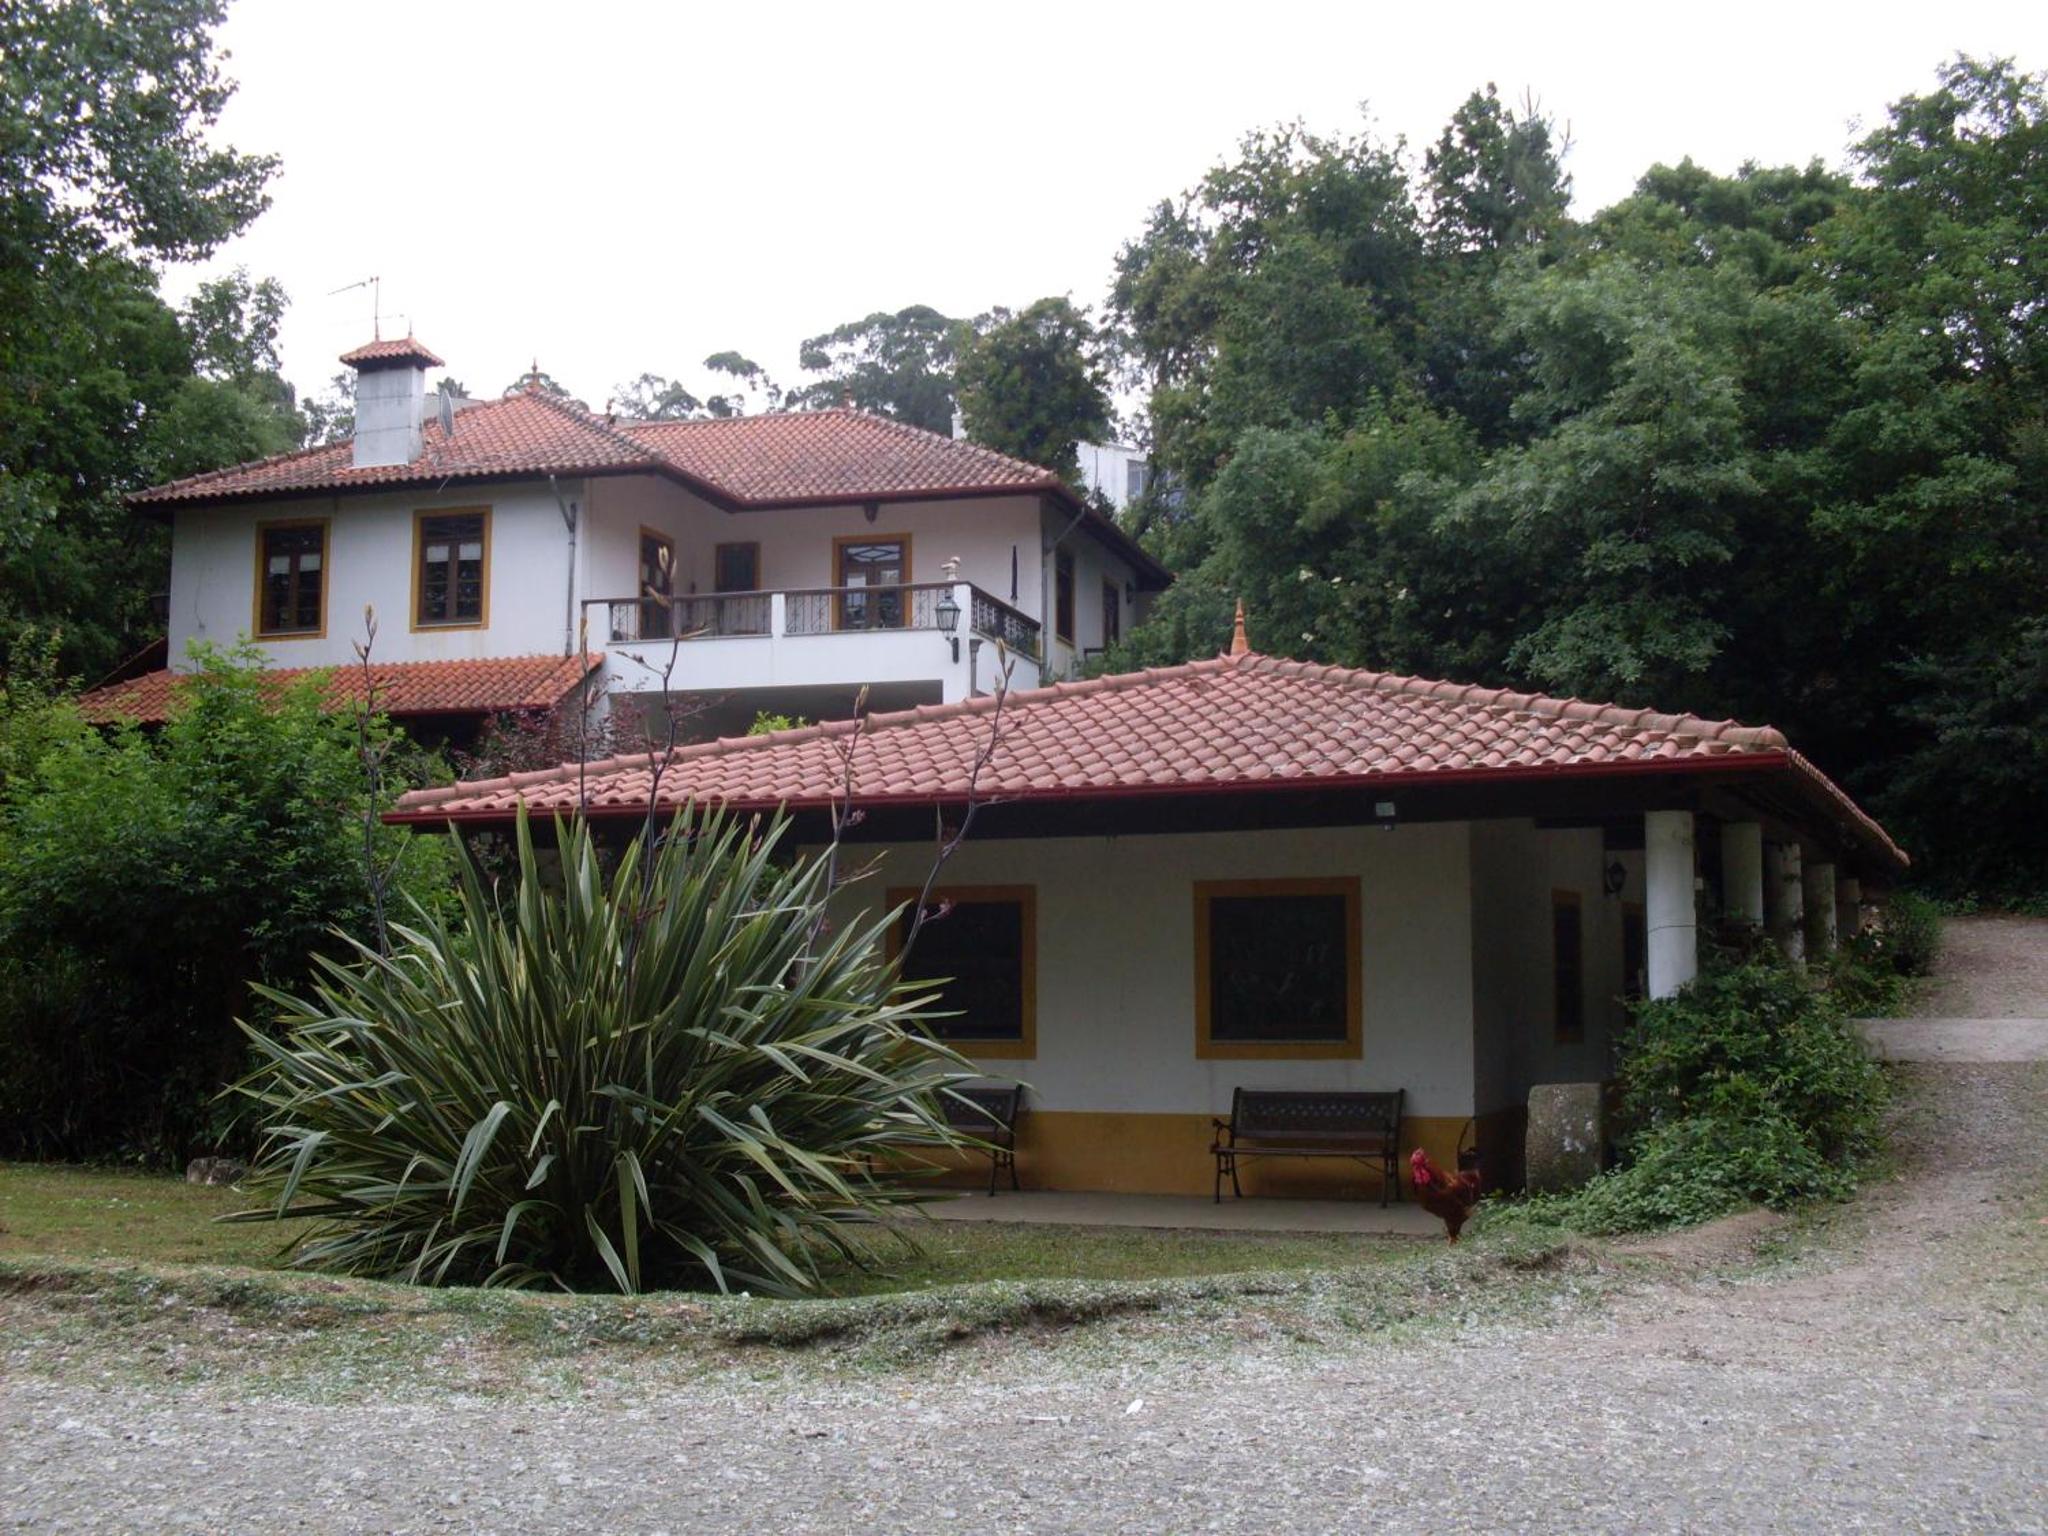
328,274 -> 382,339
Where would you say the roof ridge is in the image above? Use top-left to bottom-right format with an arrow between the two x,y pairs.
518,389 -> 666,466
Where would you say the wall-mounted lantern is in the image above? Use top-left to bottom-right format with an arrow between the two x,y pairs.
936,587 -> 962,661
1604,859 -> 1628,897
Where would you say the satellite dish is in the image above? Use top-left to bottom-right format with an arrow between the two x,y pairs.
437,386 -> 456,437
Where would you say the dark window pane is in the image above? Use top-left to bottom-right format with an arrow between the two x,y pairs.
1207,892 -> 1349,1042
418,514 -> 485,624
1054,549 -> 1075,641
259,525 -> 323,634
899,898 -> 1025,1041
714,543 -> 758,593
1553,896 -> 1584,1042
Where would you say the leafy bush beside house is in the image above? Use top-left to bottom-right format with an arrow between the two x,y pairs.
1497,955 -> 1889,1235
231,810 -> 975,1297
0,645 -> 450,1164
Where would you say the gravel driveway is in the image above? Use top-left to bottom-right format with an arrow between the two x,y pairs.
4,934 -> 2046,1534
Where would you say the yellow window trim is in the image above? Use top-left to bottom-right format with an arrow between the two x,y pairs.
250,516 -> 331,640
409,506 -> 493,632
886,883 -> 1036,1060
1194,876 -> 1362,1060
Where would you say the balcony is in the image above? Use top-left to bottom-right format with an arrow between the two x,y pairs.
587,582 -> 1042,704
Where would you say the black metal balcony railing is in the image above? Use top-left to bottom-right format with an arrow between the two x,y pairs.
587,583 -> 1042,658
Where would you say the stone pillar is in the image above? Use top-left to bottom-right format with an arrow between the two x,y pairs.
1764,841 -> 1806,964
1645,810 -> 1697,999
1804,860 -> 1839,958
1723,821 -> 1765,929
1836,876 -> 1863,942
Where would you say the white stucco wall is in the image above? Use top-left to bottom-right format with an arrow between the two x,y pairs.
581,477 -> 1047,618
1039,504 -> 1139,679
1075,440 -> 1148,513
822,820 -> 1477,1120
166,482 -> 583,669
1468,820 -> 1633,1117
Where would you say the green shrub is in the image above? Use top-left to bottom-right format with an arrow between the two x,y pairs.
1876,891 -> 1942,978
230,809 -> 976,1297
1497,954 -> 1887,1236
0,644 -> 450,1163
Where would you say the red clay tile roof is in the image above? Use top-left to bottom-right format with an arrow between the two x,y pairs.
389,651 -> 1906,868
621,411 -> 1060,505
130,390 -> 662,507
130,398 -> 1173,587
77,653 -> 599,726
339,336 -> 446,368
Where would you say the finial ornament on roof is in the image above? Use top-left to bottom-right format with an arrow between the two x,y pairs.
1229,598 -> 1250,657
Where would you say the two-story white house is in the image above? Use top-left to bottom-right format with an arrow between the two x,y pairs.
84,335 -> 1170,739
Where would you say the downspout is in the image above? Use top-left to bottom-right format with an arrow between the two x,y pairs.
549,474 -> 579,657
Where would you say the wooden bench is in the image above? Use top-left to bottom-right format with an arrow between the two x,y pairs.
938,1083 -> 1025,1196
1211,1088 -> 1405,1206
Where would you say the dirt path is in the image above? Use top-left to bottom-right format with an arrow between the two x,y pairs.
1916,914 -> 2048,1018
2,925 -> 2044,1534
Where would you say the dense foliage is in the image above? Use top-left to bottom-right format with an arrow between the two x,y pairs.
232,810 -> 975,1296
1502,956 -> 1891,1234
0,0 -> 301,678
1105,60 -> 2048,898
0,647 -> 449,1162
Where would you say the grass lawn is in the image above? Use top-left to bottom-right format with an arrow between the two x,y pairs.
0,1162 -> 1394,1295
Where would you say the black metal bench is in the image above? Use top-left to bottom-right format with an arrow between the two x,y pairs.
937,1083 -> 1025,1196
1211,1087 -> 1405,1206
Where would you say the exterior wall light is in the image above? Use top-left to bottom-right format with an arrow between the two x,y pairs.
1605,859 -> 1628,896
936,588 -> 962,661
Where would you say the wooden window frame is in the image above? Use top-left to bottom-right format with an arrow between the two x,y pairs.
1552,888 -> 1585,1045
251,517 -> 330,640
638,525 -> 677,639
886,884 -> 1036,1059
713,540 -> 761,593
1054,547 -> 1076,645
409,507 -> 492,632
1194,877 -> 1362,1060
833,532 -> 912,630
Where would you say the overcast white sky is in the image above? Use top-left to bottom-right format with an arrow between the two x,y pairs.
178,0 -> 2045,417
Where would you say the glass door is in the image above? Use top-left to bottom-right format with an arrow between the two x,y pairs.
836,537 -> 908,630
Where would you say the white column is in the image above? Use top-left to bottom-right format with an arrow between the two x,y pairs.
1645,810 -> 1698,999
770,591 -> 788,639
1804,861 -> 1839,958
1764,841 -> 1805,964
1723,821 -> 1764,928
1837,876 -> 1863,940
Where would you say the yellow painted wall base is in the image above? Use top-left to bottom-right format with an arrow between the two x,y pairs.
911,1111 -> 1471,1200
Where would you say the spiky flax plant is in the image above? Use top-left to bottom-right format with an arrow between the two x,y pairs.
228,806 -> 977,1295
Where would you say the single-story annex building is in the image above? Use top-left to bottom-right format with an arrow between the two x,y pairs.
389,626 -> 1906,1196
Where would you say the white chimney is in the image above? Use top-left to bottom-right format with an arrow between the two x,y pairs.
340,336 -> 444,469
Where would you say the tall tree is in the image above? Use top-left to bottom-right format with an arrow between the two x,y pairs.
954,298 -> 1110,481
0,0 -> 278,675
791,305 -> 967,432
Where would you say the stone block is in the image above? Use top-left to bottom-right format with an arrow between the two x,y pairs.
1524,1082 -> 1605,1194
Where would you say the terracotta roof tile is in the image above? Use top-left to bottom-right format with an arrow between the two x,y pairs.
338,336 -> 446,368
621,410 -> 1059,505
130,390 -> 664,506
77,653 -> 599,726
389,651 -> 1905,869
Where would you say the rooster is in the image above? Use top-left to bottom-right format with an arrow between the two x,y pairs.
1410,1147 -> 1482,1243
